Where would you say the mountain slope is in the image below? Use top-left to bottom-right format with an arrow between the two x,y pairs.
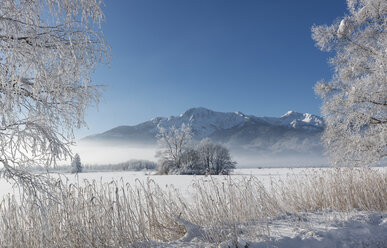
84,107 -> 324,156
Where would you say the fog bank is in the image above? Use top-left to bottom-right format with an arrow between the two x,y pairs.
63,140 -> 328,168
67,141 -> 157,165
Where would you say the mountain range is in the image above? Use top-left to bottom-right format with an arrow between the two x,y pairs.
84,107 -> 325,157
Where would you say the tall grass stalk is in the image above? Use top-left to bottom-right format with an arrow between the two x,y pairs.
0,168 -> 385,247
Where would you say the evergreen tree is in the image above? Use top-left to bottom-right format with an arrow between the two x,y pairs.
71,154 -> 82,173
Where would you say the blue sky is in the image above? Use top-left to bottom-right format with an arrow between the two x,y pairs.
78,0 -> 347,138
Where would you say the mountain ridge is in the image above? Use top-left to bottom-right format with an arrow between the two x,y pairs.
83,107 -> 324,156
84,107 -> 323,140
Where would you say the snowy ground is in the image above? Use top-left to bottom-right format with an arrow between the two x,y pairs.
0,168 -> 386,247
0,168 -> 318,199
153,211 -> 387,248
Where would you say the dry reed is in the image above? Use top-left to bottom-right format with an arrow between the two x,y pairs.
0,168 -> 385,247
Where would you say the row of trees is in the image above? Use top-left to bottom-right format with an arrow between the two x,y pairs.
83,159 -> 157,172
156,124 -> 236,175
32,156 -> 156,173
70,156 -> 157,173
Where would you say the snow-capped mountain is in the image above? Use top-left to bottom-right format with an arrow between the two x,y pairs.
262,110 -> 324,130
157,107 -> 249,138
84,107 -> 324,156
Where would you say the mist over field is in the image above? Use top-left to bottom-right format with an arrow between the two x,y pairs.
71,140 -> 328,168
70,141 -> 157,165
232,153 -> 328,168
73,107 -> 328,167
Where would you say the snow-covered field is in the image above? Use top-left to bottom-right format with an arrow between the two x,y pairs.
62,168 -> 313,199
0,168 -> 342,199
0,167 -> 386,247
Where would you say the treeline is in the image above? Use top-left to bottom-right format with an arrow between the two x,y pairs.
29,159 -> 157,173
156,124 -> 236,175
83,159 -> 157,172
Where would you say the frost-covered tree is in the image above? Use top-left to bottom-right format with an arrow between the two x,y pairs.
155,126 -> 236,175
179,148 -> 201,174
71,153 -> 82,173
197,138 -> 215,171
212,144 -> 236,175
0,0 -> 109,186
197,138 -> 236,175
312,0 -> 386,166
156,123 -> 193,173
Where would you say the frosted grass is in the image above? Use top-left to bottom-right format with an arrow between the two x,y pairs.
0,167 -> 385,247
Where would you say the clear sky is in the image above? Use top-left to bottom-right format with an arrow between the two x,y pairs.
77,0 -> 348,138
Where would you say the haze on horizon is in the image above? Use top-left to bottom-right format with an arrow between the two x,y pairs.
69,107 -> 328,167
69,140 -> 328,168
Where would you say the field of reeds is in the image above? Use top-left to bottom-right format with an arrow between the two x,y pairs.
0,168 -> 385,247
